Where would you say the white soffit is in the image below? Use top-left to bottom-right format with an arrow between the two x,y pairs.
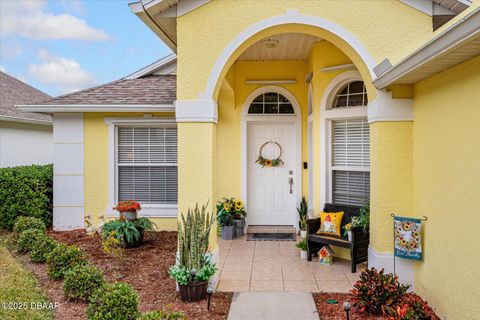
238,33 -> 322,61
400,0 -> 471,16
124,54 -> 177,79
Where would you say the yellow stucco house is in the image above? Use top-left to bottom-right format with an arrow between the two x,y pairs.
20,0 -> 480,318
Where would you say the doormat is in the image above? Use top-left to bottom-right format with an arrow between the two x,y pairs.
247,233 -> 296,241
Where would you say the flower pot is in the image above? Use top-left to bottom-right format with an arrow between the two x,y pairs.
221,225 -> 234,240
124,228 -> 144,248
347,231 -> 352,242
300,230 -> 307,238
233,219 -> 245,238
300,250 -> 307,259
121,211 -> 138,221
178,281 -> 208,302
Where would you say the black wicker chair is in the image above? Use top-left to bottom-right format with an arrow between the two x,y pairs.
306,203 -> 369,273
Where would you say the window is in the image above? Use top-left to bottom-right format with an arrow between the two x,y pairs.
248,92 -> 294,114
331,81 -> 368,109
331,119 -> 370,206
116,126 -> 178,205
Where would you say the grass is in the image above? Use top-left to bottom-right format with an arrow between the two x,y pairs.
0,232 -> 54,320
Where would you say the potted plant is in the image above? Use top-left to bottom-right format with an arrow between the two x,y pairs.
297,197 -> 308,238
296,238 -> 308,259
102,217 -> 156,248
343,223 -> 353,241
231,198 -> 247,237
216,198 -> 235,240
351,203 -> 370,233
169,203 -> 216,302
113,200 -> 141,221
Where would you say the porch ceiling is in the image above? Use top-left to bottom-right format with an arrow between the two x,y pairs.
237,33 -> 322,61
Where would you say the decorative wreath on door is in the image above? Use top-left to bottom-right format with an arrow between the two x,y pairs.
256,141 -> 284,167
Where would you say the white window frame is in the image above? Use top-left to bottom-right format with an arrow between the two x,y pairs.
319,70 -> 369,208
105,117 -> 178,218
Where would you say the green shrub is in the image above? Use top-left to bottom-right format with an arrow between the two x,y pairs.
139,309 -> 185,320
29,236 -> 58,263
352,268 -> 409,315
46,243 -> 87,280
13,216 -> 47,235
17,228 -> 46,253
0,164 -> 53,230
86,282 -> 139,320
102,218 -> 155,247
63,264 -> 105,301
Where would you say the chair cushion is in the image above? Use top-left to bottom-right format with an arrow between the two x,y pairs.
316,211 -> 344,236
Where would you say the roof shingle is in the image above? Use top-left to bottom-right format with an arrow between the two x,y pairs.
0,71 -> 51,123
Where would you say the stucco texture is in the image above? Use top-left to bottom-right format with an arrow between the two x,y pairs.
412,56 -> 480,320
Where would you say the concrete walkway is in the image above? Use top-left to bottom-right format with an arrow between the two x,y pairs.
227,291 -> 319,320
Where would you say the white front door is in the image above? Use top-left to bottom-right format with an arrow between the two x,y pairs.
247,122 -> 297,225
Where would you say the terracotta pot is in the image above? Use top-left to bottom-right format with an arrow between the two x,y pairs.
178,281 -> 208,302
221,225 -> 234,240
121,211 -> 138,221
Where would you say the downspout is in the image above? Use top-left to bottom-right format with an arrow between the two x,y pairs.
140,0 -> 177,50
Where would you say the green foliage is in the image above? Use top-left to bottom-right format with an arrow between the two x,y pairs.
393,293 -> 440,320
29,236 -> 58,263
168,259 -> 217,286
63,264 -> 105,301
351,268 -> 409,316
17,228 -> 46,253
296,237 -> 307,251
0,164 -> 53,230
167,265 -> 190,286
46,243 -> 87,280
138,309 -> 185,320
13,216 -> 47,235
352,203 -> 370,232
102,218 -> 155,247
86,282 -> 139,320
297,196 -> 308,230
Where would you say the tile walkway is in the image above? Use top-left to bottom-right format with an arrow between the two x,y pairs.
216,235 -> 365,293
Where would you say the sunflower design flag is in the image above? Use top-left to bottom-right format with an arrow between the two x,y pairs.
394,216 -> 422,260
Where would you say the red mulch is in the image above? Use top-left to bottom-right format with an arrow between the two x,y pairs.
17,230 -> 232,320
313,293 -> 387,320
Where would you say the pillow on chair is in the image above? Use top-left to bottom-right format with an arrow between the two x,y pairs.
316,212 -> 344,237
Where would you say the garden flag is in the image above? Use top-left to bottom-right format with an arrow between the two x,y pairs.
394,216 -> 423,260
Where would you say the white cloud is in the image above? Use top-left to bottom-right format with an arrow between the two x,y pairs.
28,49 -> 96,94
0,43 -> 23,60
0,0 -> 110,41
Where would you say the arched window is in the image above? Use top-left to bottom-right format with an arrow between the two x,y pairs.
248,92 -> 295,114
331,81 -> 368,109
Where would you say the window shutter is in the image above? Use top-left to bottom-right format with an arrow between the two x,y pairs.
333,171 -> 370,206
117,126 -> 178,204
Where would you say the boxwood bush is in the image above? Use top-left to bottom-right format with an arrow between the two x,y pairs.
0,164 -> 53,230
63,264 -> 105,302
13,216 -> 47,235
47,243 -> 87,280
16,228 -> 46,253
139,310 -> 185,320
87,282 -> 139,320
29,235 -> 58,263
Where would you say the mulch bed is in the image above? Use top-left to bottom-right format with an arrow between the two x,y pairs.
17,230 -> 232,320
313,293 -> 386,320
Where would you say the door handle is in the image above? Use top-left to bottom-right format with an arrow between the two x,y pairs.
289,176 -> 293,194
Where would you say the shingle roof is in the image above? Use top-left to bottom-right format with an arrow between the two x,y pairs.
34,75 -> 176,106
0,71 -> 51,123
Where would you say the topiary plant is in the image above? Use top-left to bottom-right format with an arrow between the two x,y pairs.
16,228 -> 46,253
139,309 -> 185,320
13,216 -> 46,235
63,264 -> 105,302
351,267 -> 409,316
46,243 -> 87,280
86,282 -> 139,320
29,235 -> 58,263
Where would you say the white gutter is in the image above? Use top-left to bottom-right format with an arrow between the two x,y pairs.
0,115 -> 52,126
373,6 -> 480,89
17,104 -> 175,113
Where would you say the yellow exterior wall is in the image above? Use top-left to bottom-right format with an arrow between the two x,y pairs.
412,56 -> 480,320
83,112 -> 178,231
176,0 -> 432,100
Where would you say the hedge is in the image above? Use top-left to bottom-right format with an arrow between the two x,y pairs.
0,164 -> 53,230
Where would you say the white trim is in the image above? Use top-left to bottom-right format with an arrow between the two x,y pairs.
241,86 -> 302,228
105,117 -> 178,218
0,115 -> 52,126
175,99 -> 218,123
201,9 -> 377,99
307,84 -> 314,212
368,246 -> 415,289
124,54 -> 176,79
17,104 -> 175,113
373,6 -> 480,88
320,63 -> 356,72
319,71 -> 368,209
367,90 -> 413,124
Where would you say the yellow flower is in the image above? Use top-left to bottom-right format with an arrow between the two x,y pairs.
235,200 -> 243,208
223,203 -> 231,211
265,159 -> 272,166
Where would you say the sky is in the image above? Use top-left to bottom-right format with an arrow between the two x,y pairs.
0,0 -> 172,96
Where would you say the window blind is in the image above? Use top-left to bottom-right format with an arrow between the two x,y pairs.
331,119 -> 370,206
117,126 -> 178,204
